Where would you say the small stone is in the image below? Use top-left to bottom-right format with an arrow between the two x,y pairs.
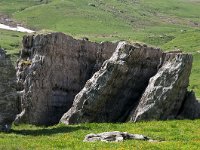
83,131 -> 152,142
88,3 -> 96,7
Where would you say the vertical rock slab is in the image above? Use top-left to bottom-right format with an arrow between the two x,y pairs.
16,33 -> 117,125
131,52 -> 193,122
0,48 -> 18,131
60,42 -> 163,124
177,91 -> 200,119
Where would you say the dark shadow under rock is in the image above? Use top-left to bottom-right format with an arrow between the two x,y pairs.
12,125 -> 89,136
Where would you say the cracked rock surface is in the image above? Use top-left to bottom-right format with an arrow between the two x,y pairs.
0,48 -> 18,131
16,33 -> 117,125
14,32 -> 198,126
131,52 -> 193,122
60,42 -> 163,124
84,131 -> 153,142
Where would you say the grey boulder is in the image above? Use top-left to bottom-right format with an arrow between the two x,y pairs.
84,131 -> 152,142
130,52 -> 193,122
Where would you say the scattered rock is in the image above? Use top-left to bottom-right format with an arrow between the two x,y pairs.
84,131 -> 154,142
0,48 -> 18,131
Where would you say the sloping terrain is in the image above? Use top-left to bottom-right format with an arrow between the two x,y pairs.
0,0 -> 199,97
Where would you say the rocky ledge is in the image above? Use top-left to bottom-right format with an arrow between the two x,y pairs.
0,32 -> 198,127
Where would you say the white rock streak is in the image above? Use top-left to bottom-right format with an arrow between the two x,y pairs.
0,23 -> 34,33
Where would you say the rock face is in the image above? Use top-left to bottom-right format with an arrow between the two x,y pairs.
0,48 -> 18,131
16,33 -> 117,125
15,32 -> 198,126
84,131 -> 152,142
130,53 -> 193,122
177,91 -> 200,119
60,42 -> 194,124
60,42 -> 163,124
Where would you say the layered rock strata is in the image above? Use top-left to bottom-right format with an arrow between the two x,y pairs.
16,33 -> 117,125
0,48 -> 18,131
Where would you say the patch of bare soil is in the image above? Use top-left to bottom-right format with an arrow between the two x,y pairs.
0,14 -> 21,27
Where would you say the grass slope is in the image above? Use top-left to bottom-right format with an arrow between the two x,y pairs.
0,29 -> 23,54
0,120 -> 200,150
0,0 -> 199,97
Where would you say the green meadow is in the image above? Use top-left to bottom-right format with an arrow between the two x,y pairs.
1,120 -> 200,150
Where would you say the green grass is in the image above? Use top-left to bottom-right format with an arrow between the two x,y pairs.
0,120 -> 200,150
0,0 -> 45,15
190,53 -> 200,98
0,29 -> 24,55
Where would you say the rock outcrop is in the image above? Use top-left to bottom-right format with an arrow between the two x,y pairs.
60,42 -> 163,124
130,52 -> 192,122
14,32 -> 199,126
16,33 -> 117,125
60,42 -> 194,124
0,48 -> 18,131
84,131 -> 153,142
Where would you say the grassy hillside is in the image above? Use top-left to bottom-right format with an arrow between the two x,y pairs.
0,1 -> 200,149
0,120 -> 200,149
0,0 -> 199,97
